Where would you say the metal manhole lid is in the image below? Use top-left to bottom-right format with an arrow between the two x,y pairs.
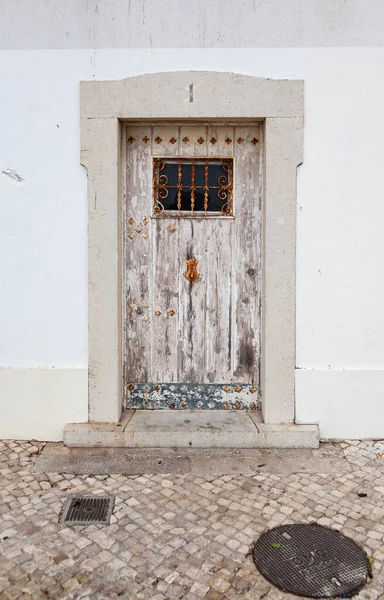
253,523 -> 369,598
60,496 -> 115,525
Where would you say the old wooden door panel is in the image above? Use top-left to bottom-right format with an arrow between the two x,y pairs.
233,126 -> 261,382
124,124 -> 261,409
179,125 -> 208,157
124,125 -> 152,383
152,217 -> 179,382
207,125 -> 234,157
177,218 -> 207,383
204,218 -> 234,383
153,217 -> 234,384
152,125 -> 180,156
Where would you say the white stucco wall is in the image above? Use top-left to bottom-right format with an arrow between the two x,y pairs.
2,0 -> 384,48
1,43 -> 384,439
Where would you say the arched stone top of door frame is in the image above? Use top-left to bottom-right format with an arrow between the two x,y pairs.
80,71 -> 303,127
80,71 -> 304,426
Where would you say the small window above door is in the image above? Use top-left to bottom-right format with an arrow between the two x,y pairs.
153,158 -> 233,216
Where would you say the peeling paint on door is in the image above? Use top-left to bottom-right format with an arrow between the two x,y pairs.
123,124 -> 262,409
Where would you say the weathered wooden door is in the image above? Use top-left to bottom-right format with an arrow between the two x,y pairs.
123,124 -> 261,410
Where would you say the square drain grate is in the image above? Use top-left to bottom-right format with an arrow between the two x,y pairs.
60,496 -> 115,525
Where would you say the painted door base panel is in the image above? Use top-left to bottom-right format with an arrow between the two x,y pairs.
64,410 -> 319,449
126,383 -> 261,410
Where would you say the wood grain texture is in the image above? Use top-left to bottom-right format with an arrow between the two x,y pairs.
124,126 -> 152,382
177,218 -> 207,383
124,124 -> 261,398
207,126 -> 234,157
152,125 -> 179,157
179,126 -> 207,157
205,218 -> 233,382
233,126 -> 261,383
152,217 -> 179,381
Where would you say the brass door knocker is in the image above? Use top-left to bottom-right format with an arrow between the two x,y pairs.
184,258 -> 200,283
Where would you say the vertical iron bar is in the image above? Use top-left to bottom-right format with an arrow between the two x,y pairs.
191,160 -> 195,213
177,159 -> 182,214
204,160 -> 209,213
229,161 -> 234,215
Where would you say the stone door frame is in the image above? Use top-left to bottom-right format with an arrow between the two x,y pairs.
80,71 -> 303,425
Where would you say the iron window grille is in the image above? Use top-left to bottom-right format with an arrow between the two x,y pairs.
153,158 -> 233,216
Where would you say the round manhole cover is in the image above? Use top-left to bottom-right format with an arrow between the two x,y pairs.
253,523 -> 370,598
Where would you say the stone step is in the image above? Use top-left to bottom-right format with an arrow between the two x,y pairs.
64,410 -> 319,449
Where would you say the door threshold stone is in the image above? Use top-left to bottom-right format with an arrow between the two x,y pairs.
64,410 -> 319,449
33,442 -> 346,476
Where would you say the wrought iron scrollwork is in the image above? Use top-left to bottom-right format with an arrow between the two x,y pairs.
153,157 -> 233,216
153,158 -> 167,215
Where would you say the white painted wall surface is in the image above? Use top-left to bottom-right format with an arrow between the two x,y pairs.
1,0 -> 384,48
0,368 -> 88,441
1,47 -> 384,440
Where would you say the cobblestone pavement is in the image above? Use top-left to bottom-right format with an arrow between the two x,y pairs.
2,440 -> 384,600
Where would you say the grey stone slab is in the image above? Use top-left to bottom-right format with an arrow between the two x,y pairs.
64,410 -> 319,449
65,410 -> 260,448
33,444 -> 192,476
33,442 -> 348,476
